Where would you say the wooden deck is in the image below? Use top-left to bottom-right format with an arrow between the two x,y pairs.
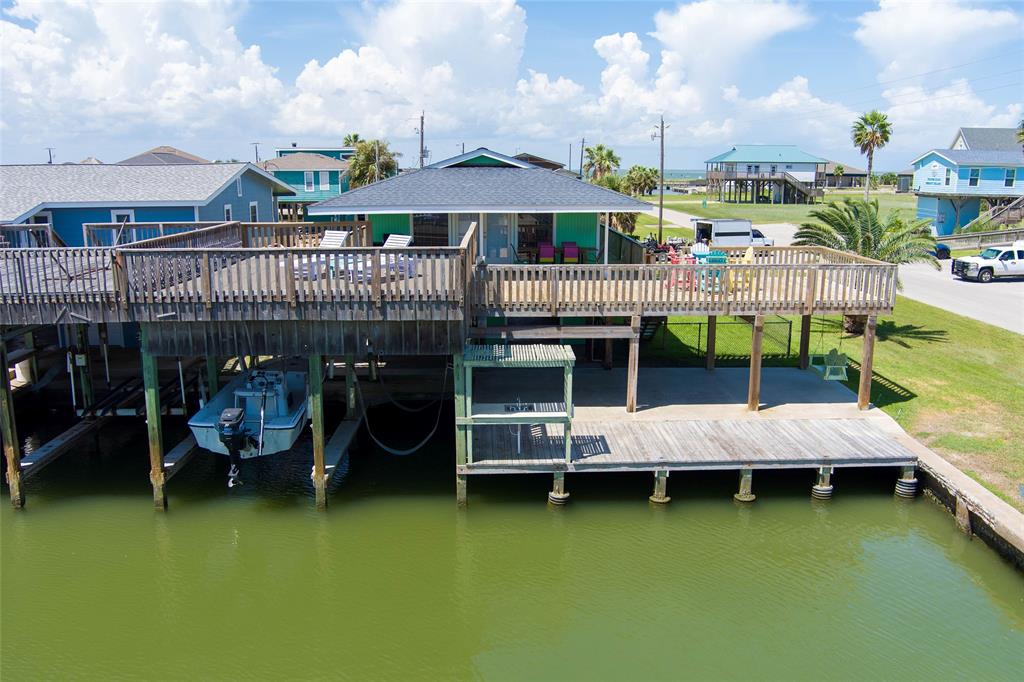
460,367 -> 917,476
1,221 -> 896,325
463,418 -> 915,473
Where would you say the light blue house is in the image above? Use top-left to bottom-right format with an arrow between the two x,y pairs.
260,150 -> 351,221
912,127 -> 1023,235
0,163 -> 294,246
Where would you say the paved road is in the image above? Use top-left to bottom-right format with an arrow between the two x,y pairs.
897,261 -> 1024,334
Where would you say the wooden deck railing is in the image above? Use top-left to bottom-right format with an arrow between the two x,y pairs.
475,259 -> 896,317
0,222 -> 898,323
82,222 -> 224,247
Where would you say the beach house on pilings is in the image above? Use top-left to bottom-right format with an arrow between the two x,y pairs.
911,127 -> 1024,235
261,145 -> 355,221
705,145 -> 826,204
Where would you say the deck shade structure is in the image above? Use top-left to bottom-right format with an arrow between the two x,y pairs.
454,343 -> 576,505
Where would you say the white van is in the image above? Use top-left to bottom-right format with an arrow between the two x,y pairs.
692,219 -> 774,247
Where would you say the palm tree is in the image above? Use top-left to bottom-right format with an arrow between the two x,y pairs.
583,144 -> 621,180
794,199 -> 936,333
832,164 -> 844,189
343,133 -> 362,147
348,140 -> 401,188
623,165 -> 658,196
851,110 -> 892,201
1017,118 -> 1024,148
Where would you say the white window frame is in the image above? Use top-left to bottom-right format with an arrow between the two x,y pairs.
1005,168 -> 1015,188
968,168 -> 980,187
319,171 -> 330,191
304,171 -> 315,192
249,201 -> 259,222
30,210 -> 53,225
223,204 -> 232,221
110,209 -> 135,224
944,168 -> 951,186
236,177 -> 243,197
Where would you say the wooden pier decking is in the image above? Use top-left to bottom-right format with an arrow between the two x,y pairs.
459,367 -> 916,476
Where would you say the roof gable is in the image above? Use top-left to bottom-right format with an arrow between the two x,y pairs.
117,145 -> 210,165
307,166 -> 648,215
950,127 -> 1019,152
428,148 -> 533,169
261,153 -> 349,171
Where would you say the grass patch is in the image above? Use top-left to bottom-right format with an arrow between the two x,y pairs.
642,296 -> 1024,509
633,213 -> 695,242
644,192 -> 916,225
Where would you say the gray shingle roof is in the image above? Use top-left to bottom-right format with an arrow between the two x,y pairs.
118,145 -> 210,165
260,153 -> 349,171
1,163 -> 293,223
308,167 -> 650,214
955,127 -> 1020,151
926,149 -> 1024,166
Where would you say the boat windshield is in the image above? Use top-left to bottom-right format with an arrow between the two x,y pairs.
979,248 -> 1000,259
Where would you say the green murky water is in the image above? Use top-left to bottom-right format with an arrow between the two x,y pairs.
2,396 -> 1022,680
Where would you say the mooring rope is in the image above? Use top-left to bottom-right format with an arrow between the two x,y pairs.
376,363 -> 447,413
356,367 -> 449,456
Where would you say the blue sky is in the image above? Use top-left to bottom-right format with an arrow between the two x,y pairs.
2,1 -> 1021,171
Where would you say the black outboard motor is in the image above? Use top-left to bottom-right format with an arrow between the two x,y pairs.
217,407 -> 247,488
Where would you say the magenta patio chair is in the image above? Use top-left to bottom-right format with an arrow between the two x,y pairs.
561,241 -> 580,263
538,242 -> 555,264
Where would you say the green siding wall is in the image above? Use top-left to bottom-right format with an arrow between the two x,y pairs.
370,214 -> 411,243
556,213 -> 598,249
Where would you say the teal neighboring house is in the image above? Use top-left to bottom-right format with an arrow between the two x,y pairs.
911,127 -> 1023,235
261,145 -> 354,220
306,148 -> 647,261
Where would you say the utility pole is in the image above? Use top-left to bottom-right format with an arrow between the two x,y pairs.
45,147 -> 55,164
568,143 -> 572,171
651,116 -> 669,244
250,142 -> 261,163
419,110 -> 425,168
579,138 -> 585,177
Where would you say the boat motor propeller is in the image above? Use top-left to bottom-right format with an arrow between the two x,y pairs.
217,407 -> 247,488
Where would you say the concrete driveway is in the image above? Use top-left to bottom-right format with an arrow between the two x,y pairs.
897,261 -> 1024,334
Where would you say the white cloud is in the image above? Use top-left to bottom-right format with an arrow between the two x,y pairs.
0,0 -> 284,144
278,0 -> 527,138
854,0 -> 1022,80
728,76 -> 857,146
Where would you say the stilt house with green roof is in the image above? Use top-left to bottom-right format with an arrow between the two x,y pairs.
705,145 -> 826,204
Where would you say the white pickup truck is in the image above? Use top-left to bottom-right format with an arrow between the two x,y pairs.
692,219 -> 775,247
951,241 -> 1024,282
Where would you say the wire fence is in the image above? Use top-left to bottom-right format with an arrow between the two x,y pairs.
642,316 -> 848,367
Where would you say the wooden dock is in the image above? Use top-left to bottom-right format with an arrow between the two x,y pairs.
458,367 -> 917,489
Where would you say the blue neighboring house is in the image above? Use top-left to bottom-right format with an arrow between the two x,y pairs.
0,162 -> 294,246
911,127 -> 1024,235
260,147 -> 352,221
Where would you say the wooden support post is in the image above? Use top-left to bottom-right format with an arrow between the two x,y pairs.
75,324 -> 94,409
649,470 -> 670,504
799,314 -> 812,370
1,337 -> 24,508
21,329 -> 37,384
368,354 -> 379,382
309,355 -> 326,510
747,315 -> 764,411
626,315 -> 640,413
453,352 -> 468,508
858,315 -> 877,410
141,346 -> 166,510
206,356 -> 220,395
344,353 -> 356,418
734,467 -> 755,503
811,465 -> 834,500
548,471 -> 569,505
705,315 -> 717,371
895,465 -> 918,498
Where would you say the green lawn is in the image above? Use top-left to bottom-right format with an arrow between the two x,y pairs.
633,213 -> 694,241
645,191 -> 917,225
641,297 -> 1024,509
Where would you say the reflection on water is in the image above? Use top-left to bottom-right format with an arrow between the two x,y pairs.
2,395 -> 1022,680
